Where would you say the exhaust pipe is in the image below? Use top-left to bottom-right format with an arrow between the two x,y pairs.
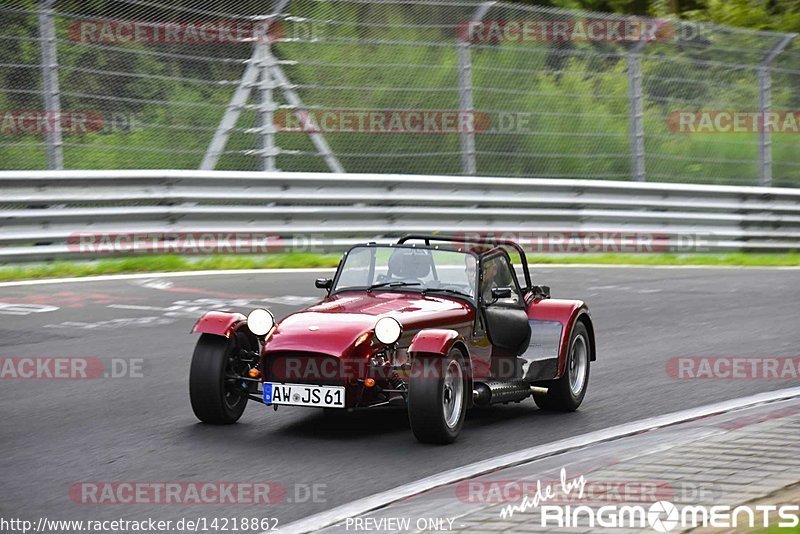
473,380 -> 532,406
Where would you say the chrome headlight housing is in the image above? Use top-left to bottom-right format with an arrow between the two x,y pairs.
374,316 -> 402,345
246,308 -> 275,336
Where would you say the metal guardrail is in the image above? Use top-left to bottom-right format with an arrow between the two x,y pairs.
1,170 -> 799,262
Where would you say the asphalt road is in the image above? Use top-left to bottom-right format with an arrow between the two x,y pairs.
1,266 -> 798,529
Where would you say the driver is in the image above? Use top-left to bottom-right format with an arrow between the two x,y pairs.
481,257 -> 501,302
464,254 -> 477,297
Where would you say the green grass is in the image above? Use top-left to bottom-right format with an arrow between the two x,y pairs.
525,252 -> 800,267
0,253 -> 341,282
0,252 -> 799,282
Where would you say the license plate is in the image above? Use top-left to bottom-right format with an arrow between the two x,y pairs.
262,382 -> 345,408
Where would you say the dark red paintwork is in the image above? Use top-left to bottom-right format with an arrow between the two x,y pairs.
262,292 -> 473,358
408,329 -> 464,356
192,310 -> 246,338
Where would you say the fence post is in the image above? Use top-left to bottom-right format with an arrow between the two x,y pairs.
757,34 -> 796,187
38,0 -> 63,170
268,57 -> 345,173
456,44 -> 475,176
627,40 -> 647,182
201,0 -> 291,171
257,40 -> 278,172
457,1 -> 494,176
201,0 -> 344,173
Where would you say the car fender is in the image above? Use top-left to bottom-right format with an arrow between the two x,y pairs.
191,310 -> 247,338
408,328 -> 464,355
408,328 -> 473,406
527,299 -> 595,378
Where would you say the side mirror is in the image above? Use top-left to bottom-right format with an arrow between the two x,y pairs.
540,285 -> 551,299
532,285 -> 551,299
491,287 -> 513,299
315,278 -> 332,290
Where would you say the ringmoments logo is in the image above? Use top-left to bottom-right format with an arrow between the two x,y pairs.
538,501 -> 800,531
499,469 -> 800,531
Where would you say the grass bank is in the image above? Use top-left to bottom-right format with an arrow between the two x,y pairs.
1,252 -> 799,282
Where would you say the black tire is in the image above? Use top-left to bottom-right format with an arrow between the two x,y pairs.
533,322 -> 591,412
189,333 -> 248,424
407,349 -> 467,444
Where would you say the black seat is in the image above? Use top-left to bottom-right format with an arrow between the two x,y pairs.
387,249 -> 432,279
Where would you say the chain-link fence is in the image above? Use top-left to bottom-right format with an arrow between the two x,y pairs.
2,0 -> 799,186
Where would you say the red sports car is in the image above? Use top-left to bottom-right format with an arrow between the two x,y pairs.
189,235 -> 595,444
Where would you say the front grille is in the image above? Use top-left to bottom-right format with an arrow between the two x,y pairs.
264,352 -> 366,386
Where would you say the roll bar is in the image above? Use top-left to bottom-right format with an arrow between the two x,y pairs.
397,234 -> 532,290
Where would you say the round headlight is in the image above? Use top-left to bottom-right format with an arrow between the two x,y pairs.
247,308 -> 274,336
374,317 -> 402,345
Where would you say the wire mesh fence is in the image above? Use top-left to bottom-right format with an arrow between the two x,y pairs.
1,0 -> 799,186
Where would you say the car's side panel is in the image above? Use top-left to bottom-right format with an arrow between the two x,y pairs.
192,311 -> 247,338
526,298 -> 593,379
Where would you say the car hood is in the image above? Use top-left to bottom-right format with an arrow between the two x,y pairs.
263,291 -> 473,357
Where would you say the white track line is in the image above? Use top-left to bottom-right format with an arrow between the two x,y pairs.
1,264 -> 799,288
275,386 -> 800,534
0,268 -> 336,288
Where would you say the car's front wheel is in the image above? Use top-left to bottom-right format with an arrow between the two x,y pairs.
189,333 -> 249,424
533,321 -> 591,412
407,349 -> 467,444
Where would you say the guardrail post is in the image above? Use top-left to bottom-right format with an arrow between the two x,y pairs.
627,40 -> 647,182
757,34 -> 796,187
38,0 -> 63,170
457,2 -> 494,176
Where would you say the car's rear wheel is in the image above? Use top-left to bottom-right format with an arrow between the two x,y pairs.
408,349 -> 467,444
533,321 -> 590,412
190,333 -> 249,424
